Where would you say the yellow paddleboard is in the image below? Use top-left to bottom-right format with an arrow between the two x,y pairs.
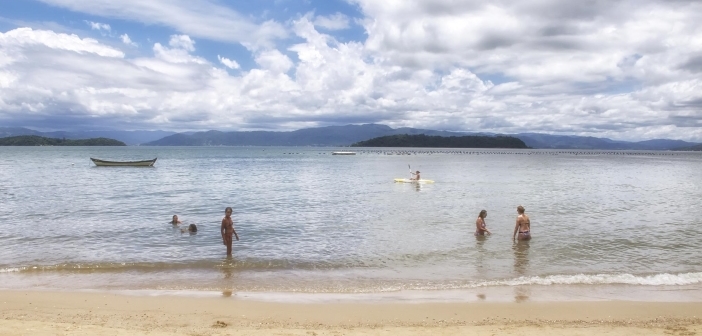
394,178 -> 434,183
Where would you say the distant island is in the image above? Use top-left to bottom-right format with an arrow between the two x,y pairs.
0,127 -> 175,146
0,135 -> 126,146
351,134 -> 528,148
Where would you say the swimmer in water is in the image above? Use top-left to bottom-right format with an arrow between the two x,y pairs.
513,205 -> 531,241
171,215 -> 181,225
181,224 -> 197,233
475,210 -> 491,236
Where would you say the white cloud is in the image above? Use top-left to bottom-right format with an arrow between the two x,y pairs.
168,34 -> 195,51
0,28 -> 217,129
3,0 -> 702,142
352,0 -> 702,86
218,55 -> 240,69
85,20 -> 110,32
153,35 -> 207,64
313,13 -> 350,30
40,0 -> 287,49
0,27 -> 123,57
255,49 -> 293,74
124,34 -> 206,65
120,33 -> 137,46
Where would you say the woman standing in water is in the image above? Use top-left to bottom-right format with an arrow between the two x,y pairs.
513,205 -> 531,241
475,210 -> 491,236
221,207 -> 239,256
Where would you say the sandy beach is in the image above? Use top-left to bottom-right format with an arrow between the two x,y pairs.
1,290 -> 700,335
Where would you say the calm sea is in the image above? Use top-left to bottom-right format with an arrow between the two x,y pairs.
1,147 -> 701,301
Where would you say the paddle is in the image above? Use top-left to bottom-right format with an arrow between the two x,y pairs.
408,164 -> 411,179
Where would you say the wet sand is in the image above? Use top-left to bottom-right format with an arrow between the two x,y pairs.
1,290 -> 701,335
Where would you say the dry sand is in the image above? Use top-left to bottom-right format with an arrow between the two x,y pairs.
1,290 -> 701,335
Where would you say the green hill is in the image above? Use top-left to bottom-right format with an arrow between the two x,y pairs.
0,135 -> 126,146
351,134 -> 528,148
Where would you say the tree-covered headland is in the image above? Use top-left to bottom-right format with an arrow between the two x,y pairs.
0,135 -> 126,146
351,134 -> 528,148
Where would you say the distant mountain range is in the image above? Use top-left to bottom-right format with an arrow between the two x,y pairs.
514,133 -> 698,150
1,124 -> 700,150
0,127 -> 174,146
143,124 -> 467,146
142,124 -> 699,150
674,144 -> 702,151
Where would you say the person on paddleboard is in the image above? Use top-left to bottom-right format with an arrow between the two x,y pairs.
475,210 -> 491,236
410,170 -> 421,181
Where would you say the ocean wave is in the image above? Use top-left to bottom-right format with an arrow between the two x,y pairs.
346,273 -> 702,292
1,263 -> 700,288
472,272 -> 702,287
298,273 -> 702,293
0,259 -> 374,273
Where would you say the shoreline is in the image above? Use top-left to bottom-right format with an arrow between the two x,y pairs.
3,269 -> 702,300
2,290 -> 702,335
2,275 -> 702,303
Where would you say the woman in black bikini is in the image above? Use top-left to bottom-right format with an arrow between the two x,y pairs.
513,205 -> 531,241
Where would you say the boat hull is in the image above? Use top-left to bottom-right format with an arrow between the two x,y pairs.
91,158 -> 157,167
332,151 -> 356,155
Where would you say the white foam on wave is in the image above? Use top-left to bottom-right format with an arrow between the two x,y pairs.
476,272 -> 702,287
1,267 -> 701,290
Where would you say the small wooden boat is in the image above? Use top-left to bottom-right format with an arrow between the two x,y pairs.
90,158 -> 157,167
332,151 -> 356,155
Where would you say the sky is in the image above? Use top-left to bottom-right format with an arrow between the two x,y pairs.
0,0 -> 701,141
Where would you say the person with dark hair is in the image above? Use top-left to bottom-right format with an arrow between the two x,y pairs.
221,207 -> 239,256
171,215 -> 181,225
181,224 -> 197,234
410,170 -> 421,181
475,210 -> 491,236
513,205 -> 531,241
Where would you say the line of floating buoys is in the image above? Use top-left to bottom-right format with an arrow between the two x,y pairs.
277,149 -> 692,156
344,149 -> 687,156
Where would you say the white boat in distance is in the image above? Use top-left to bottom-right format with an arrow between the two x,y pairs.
332,151 -> 356,155
90,158 -> 157,167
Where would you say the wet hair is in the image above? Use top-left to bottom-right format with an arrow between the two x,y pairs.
188,224 -> 197,232
479,210 -> 487,218
225,207 -> 233,213
171,215 -> 178,224
517,205 -> 525,214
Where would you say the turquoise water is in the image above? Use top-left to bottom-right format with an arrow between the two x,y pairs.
1,147 -> 701,298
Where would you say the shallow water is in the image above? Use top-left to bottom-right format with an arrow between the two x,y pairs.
1,147 -> 701,297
